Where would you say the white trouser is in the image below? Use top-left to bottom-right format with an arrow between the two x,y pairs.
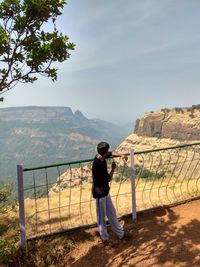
96,194 -> 124,241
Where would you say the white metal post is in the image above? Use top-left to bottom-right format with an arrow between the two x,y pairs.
17,164 -> 26,245
130,149 -> 137,220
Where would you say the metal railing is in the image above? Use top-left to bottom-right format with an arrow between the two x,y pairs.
17,142 -> 200,244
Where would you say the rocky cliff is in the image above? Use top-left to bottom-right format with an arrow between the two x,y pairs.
134,107 -> 200,141
117,106 -> 200,153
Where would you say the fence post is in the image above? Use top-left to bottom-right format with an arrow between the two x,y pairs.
130,149 -> 137,220
17,164 -> 26,245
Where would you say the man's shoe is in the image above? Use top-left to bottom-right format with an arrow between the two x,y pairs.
102,239 -> 117,248
120,232 -> 131,241
102,239 -> 109,246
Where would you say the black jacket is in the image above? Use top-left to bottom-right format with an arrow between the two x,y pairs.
92,153 -> 112,198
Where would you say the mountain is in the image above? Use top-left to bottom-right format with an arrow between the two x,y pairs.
134,106 -> 200,140
0,106 -> 131,187
117,105 -> 200,153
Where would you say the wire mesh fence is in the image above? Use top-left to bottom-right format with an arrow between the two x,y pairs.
18,142 -> 200,242
134,143 -> 200,210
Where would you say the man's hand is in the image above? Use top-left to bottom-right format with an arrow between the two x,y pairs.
121,155 -> 128,161
111,151 -> 128,161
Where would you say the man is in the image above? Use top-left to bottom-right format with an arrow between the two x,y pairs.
92,141 -> 128,244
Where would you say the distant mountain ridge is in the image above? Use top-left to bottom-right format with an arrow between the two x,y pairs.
0,106 -> 132,187
1,106 -> 93,123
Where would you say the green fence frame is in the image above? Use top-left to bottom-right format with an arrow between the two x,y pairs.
17,142 -> 200,245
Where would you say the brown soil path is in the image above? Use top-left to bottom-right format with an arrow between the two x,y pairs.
62,199 -> 200,267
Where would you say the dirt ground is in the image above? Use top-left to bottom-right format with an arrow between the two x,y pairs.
62,198 -> 200,267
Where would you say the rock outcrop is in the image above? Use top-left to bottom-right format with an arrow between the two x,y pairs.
134,107 -> 200,141
48,165 -> 91,195
117,106 -> 200,154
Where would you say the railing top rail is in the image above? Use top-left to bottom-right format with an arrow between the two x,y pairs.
134,141 -> 200,154
23,157 -> 94,172
22,141 -> 200,172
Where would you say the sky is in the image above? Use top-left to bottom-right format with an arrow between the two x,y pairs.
1,0 -> 200,125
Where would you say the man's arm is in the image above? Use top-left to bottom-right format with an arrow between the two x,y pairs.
111,151 -> 128,161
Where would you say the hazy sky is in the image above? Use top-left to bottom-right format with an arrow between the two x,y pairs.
1,0 -> 200,124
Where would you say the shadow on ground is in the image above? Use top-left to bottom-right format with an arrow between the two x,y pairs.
69,204 -> 200,267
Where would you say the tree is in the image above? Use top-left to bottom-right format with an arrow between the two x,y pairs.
0,0 -> 75,101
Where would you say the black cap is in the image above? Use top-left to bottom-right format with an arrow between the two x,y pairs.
97,142 -> 110,155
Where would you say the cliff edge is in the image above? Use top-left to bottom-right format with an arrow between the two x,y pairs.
118,106 -> 200,153
134,107 -> 200,141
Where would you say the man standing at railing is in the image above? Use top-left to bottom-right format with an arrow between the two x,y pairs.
92,141 -> 128,246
